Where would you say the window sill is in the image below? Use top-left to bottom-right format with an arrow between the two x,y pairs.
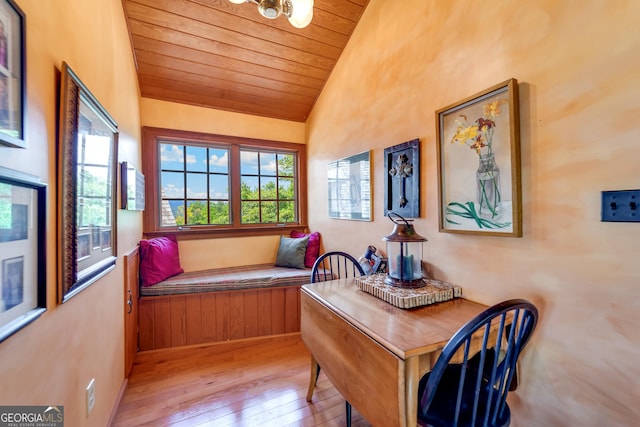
143,224 -> 309,240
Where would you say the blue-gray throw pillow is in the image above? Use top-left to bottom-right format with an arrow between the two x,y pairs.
275,236 -> 309,269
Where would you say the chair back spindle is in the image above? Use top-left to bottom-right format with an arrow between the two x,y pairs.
311,251 -> 365,283
418,299 -> 538,427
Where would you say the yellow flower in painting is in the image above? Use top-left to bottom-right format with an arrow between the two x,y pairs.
483,100 -> 506,118
451,99 -> 504,155
451,120 -> 478,145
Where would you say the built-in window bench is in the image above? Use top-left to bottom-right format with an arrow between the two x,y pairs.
137,264 -> 314,351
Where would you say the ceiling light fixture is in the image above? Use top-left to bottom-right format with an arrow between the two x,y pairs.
227,0 -> 314,29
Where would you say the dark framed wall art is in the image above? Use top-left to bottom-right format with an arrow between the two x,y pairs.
0,0 -> 25,148
58,62 -> 118,303
120,161 -> 145,211
328,150 -> 371,221
384,138 -> 420,218
0,167 -> 46,343
436,78 -> 521,237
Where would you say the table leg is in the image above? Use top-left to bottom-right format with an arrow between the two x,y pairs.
306,355 -> 319,402
404,357 -> 419,427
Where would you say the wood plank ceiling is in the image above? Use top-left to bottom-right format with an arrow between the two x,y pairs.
122,0 -> 370,122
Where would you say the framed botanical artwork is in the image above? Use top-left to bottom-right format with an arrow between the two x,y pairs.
328,150 -> 371,221
436,78 -> 521,237
384,138 -> 420,218
0,0 -> 25,148
0,167 -> 46,343
58,62 -> 118,303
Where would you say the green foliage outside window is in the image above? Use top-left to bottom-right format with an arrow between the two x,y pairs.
165,150 -> 295,226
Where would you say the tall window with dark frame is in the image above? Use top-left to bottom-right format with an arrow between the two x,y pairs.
240,150 -> 296,224
158,140 -> 298,228
160,142 -> 231,227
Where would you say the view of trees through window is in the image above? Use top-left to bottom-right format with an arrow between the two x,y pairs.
77,135 -> 113,228
240,150 -> 295,224
159,141 -> 297,227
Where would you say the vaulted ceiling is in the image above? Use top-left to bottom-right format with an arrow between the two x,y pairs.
122,0 -> 370,122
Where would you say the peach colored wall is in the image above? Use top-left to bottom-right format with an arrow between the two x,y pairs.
307,0 -> 639,425
0,0 -> 141,425
140,98 -> 306,270
141,98 -> 306,144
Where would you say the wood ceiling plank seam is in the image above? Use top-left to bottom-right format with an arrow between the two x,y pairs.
140,88 -> 314,119
316,0 -> 366,22
292,6 -> 360,36
128,19 -> 336,76
135,53 -> 324,98
140,61 -> 320,99
139,78 -> 317,107
141,74 -> 315,105
138,71 -> 317,105
130,0 -> 347,57
125,4 -> 340,67
122,0 -> 371,121
141,76 -> 314,110
140,87 -> 307,122
131,35 -> 328,88
186,0 -> 361,38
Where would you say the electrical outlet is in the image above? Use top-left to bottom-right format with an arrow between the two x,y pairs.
601,190 -> 640,222
86,378 -> 96,416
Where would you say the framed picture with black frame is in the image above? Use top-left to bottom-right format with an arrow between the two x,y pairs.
0,0 -> 26,148
0,167 -> 46,343
384,138 -> 420,218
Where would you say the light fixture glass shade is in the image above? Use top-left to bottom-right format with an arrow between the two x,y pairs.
228,0 -> 246,4
287,0 -> 313,28
259,0 -> 283,19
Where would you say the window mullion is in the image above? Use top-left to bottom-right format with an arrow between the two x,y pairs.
230,144 -> 241,228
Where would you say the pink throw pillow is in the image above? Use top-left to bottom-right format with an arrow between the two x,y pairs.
290,230 -> 321,268
139,235 -> 184,287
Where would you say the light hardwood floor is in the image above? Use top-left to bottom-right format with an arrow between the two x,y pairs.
112,334 -> 372,426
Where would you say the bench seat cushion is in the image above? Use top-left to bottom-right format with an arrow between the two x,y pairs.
140,263 -> 314,297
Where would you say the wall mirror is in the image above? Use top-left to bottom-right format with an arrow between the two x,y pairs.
57,62 -> 118,303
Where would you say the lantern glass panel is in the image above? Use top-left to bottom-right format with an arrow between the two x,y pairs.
386,241 -> 423,281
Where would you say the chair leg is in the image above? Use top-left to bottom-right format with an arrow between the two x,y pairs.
346,401 -> 352,427
306,356 -> 320,402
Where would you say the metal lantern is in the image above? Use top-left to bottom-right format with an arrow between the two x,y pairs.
382,212 -> 427,288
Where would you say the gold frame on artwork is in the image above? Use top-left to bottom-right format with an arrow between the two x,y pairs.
436,78 -> 522,237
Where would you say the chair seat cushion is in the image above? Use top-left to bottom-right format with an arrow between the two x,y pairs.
418,349 -> 510,427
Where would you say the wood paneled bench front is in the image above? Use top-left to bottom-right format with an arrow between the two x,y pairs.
136,263 -> 314,351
